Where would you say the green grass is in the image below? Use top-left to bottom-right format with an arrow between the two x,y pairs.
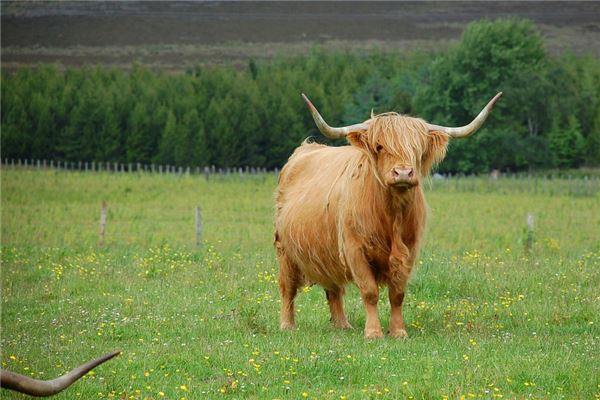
1,169 -> 599,399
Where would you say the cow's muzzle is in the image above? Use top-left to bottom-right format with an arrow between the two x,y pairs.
389,167 -> 417,188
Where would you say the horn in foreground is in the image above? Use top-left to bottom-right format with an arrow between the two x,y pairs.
426,92 -> 503,138
302,94 -> 369,139
0,351 -> 120,397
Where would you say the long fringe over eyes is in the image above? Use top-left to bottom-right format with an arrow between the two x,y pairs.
366,113 -> 431,169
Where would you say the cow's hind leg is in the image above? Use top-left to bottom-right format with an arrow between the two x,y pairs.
325,287 -> 352,329
277,250 -> 302,330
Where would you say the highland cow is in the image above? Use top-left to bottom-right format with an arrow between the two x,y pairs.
274,92 -> 501,338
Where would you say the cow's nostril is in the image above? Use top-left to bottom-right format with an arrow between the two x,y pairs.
392,167 -> 414,182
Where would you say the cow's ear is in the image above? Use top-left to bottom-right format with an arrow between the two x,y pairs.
422,130 -> 449,174
347,131 -> 370,151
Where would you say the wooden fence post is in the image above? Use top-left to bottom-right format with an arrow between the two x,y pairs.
195,206 -> 202,247
99,201 -> 107,246
525,213 -> 534,254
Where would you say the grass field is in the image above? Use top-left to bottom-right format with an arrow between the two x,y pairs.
1,169 -> 599,399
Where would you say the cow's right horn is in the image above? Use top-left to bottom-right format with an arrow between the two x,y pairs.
0,351 -> 120,397
302,94 -> 369,139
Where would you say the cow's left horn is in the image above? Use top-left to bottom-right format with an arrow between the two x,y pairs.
302,94 -> 369,139
0,351 -> 120,397
427,92 -> 502,138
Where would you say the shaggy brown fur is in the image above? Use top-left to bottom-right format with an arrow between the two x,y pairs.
274,113 -> 449,338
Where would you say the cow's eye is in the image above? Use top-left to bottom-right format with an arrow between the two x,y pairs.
376,144 -> 383,152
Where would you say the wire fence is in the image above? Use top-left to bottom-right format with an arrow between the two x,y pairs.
1,157 -> 275,178
427,173 -> 600,197
3,158 -> 600,197
3,158 -> 598,250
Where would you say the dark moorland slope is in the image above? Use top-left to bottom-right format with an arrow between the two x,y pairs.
2,1 -> 599,70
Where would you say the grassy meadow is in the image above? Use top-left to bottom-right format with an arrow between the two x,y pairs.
1,169 -> 599,399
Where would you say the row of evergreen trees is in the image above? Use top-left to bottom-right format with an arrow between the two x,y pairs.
2,19 -> 599,173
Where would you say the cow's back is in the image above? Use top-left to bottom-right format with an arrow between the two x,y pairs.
275,142 -> 361,287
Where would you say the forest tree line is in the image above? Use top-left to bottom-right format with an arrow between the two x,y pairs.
2,19 -> 599,173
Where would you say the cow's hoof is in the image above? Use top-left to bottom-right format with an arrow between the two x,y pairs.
334,320 -> 353,330
280,322 -> 296,331
364,329 -> 384,339
389,328 -> 408,338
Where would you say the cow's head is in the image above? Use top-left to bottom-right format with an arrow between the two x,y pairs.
302,93 -> 502,189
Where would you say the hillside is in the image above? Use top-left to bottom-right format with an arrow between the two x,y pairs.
2,1 -> 599,71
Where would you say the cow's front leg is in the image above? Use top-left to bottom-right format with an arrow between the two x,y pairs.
388,284 -> 408,338
361,282 -> 383,339
345,244 -> 383,338
388,242 -> 412,338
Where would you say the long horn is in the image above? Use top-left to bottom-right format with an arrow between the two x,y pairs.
302,94 -> 369,139
0,351 -> 120,397
427,92 -> 503,138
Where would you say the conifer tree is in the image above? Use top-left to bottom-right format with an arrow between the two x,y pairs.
549,115 -> 585,168
584,109 -> 600,166
155,110 -> 178,165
